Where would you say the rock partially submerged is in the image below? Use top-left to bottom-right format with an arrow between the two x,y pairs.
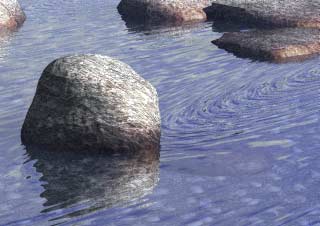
207,0 -> 320,28
118,0 -> 212,24
0,0 -> 26,30
212,28 -> 320,62
208,0 -> 320,62
118,0 -> 320,28
21,54 -> 161,153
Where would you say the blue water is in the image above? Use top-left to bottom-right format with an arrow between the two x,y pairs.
1,0 -> 320,225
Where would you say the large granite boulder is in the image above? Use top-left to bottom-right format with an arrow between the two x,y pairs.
118,0 -> 212,24
21,54 -> 161,153
0,0 -> 26,30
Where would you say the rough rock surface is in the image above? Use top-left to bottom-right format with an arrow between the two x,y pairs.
212,28 -> 320,62
21,54 -> 161,153
118,0 -> 212,24
0,0 -> 26,30
207,0 -> 320,28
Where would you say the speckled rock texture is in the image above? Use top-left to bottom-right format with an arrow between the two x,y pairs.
212,28 -> 320,62
207,0 -> 320,28
118,0 -> 212,24
21,54 -> 161,153
0,0 -> 26,30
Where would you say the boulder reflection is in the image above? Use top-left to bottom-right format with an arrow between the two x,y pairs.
120,15 -> 208,36
26,147 -> 159,218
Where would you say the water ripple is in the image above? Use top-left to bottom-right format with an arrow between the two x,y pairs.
0,0 -> 320,225
161,60 -> 320,150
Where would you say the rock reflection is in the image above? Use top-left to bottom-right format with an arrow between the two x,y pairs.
25,147 -> 159,219
211,19 -> 252,33
0,30 -> 14,61
121,15 -> 209,36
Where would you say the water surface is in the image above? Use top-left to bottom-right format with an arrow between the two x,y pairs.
1,0 -> 320,225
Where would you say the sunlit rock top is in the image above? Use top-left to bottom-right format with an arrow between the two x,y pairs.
0,0 -> 25,30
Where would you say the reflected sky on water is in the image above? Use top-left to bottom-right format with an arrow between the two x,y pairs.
0,0 -> 320,225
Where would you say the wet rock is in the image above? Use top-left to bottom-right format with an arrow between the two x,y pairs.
21,54 -> 161,153
0,0 -> 26,30
118,0 -> 212,25
206,0 -> 320,28
212,28 -> 320,62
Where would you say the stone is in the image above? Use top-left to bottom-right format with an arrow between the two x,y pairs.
21,54 -> 161,153
212,28 -> 320,62
206,0 -> 320,28
118,0 -> 212,24
0,0 -> 26,30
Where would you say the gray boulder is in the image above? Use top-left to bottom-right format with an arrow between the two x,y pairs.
213,28 -> 320,63
0,0 -> 26,30
118,0 -> 212,24
21,54 -> 161,153
207,0 -> 320,29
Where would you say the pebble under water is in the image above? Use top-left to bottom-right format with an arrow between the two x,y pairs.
1,0 -> 320,225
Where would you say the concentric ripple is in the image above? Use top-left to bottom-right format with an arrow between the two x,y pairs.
161,60 -> 320,150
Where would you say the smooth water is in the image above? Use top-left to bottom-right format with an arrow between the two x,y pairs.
1,0 -> 320,225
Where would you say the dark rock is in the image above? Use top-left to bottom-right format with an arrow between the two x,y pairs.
206,0 -> 320,28
21,54 -> 161,153
26,146 -> 159,216
0,0 -> 26,30
118,0 -> 212,25
212,28 -> 320,62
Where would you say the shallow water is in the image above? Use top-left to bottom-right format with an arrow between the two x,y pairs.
1,0 -> 320,225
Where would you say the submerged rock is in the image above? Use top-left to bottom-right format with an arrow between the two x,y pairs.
21,54 -> 161,153
206,0 -> 320,28
212,28 -> 320,62
117,0 -> 212,24
0,0 -> 26,30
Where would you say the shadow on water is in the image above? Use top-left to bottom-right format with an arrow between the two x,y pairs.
119,11 -> 211,36
24,146 -> 160,221
211,19 -> 254,33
